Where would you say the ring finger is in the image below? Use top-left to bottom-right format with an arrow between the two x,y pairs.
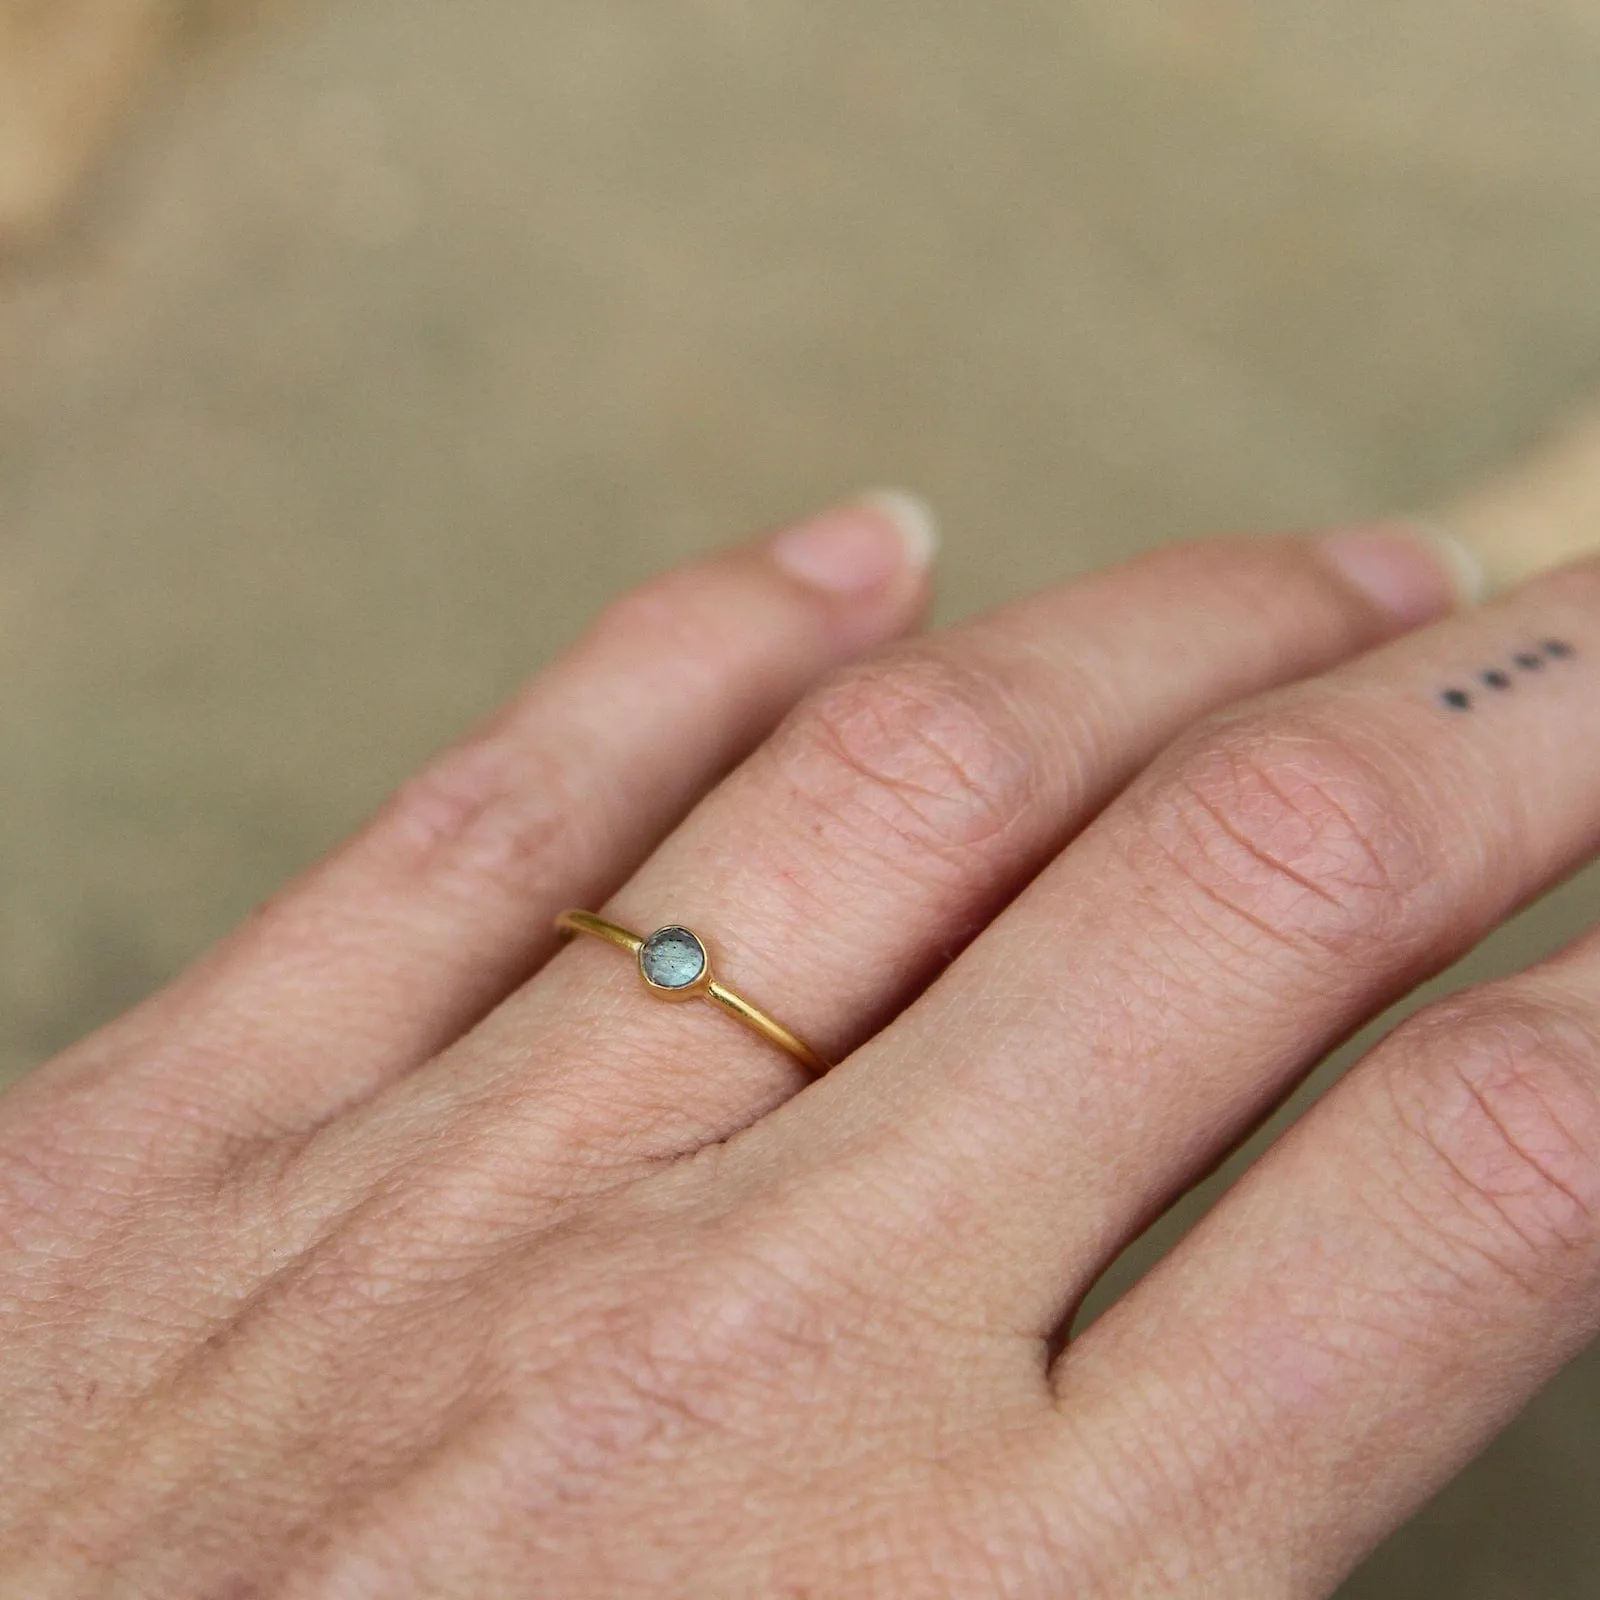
6,497 -> 935,1152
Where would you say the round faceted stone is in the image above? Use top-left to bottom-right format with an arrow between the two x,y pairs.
638,926 -> 708,991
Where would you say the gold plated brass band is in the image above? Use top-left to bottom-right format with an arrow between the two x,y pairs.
554,910 -> 830,1076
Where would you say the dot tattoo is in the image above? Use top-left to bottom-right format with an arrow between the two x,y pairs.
1437,638 -> 1578,713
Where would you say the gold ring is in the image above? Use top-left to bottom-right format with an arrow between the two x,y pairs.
555,910 -> 830,1076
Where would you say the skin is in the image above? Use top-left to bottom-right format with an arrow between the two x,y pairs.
3,499 -> 1599,1597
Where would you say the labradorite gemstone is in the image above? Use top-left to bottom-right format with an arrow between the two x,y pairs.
639,926 -> 707,990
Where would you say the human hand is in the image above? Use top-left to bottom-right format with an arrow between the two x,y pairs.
4,495 -> 1596,1597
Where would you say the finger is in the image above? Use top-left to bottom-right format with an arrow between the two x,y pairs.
772,556 -> 1600,1333
1036,936 -> 1600,1597
1441,405 -> 1600,591
13,497 -> 935,1147
331,523 -> 1472,1198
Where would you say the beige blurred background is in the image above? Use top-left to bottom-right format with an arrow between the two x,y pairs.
4,2 -> 1600,1593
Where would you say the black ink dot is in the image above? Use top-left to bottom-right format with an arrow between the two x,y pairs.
1514,652 -> 1545,672
1480,669 -> 1512,691
1442,688 -> 1472,712
1544,639 -> 1576,660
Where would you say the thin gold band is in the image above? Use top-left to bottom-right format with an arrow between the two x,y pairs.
554,910 -> 830,1076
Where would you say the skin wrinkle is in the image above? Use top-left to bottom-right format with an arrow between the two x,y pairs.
1145,806 -> 1320,960
1102,813 -> 1400,1072
1455,1066 -> 1595,1230
1176,770 -> 1345,908
1387,1097 -> 1584,1303
1165,723 -> 1433,945
1382,1001 -> 1600,1288
771,651 -> 1046,869
496,655 -> 1082,1149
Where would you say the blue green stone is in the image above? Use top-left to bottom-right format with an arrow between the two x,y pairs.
639,926 -> 707,990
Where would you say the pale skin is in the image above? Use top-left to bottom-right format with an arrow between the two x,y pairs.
4,494 -> 1600,1598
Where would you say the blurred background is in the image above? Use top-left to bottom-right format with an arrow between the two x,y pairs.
4,2 -> 1600,1592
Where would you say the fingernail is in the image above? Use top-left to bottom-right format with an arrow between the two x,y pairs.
770,490 -> 939,595
1404,519 -> 1489,605
1317,521 -> 1486,625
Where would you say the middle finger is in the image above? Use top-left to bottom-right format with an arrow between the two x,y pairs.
758,556 -> 1600,1334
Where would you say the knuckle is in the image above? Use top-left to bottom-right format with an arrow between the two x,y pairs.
374,732 -> 580,897
769,649 -> 1041,873
582,572 -> 707,652
1137,713 -> 1436,961
1384,992 -> 1600,1292
585,569 -> 791,709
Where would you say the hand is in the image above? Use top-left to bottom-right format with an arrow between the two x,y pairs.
4,495 -> 1596,1598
